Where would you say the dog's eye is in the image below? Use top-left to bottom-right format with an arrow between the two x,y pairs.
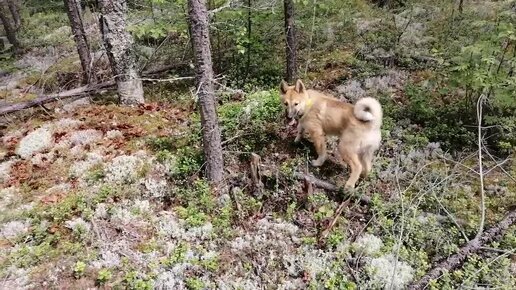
294,102 -> 299,106
284,102 -> 287,106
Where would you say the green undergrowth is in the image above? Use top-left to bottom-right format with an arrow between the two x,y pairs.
217,89 -> 283,152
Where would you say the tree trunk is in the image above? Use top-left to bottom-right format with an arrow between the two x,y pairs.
6,0 -> 20,30
187,0 -> 224,184
98,0 -> 144,105
64,0 -> 92,84
283,0 -> 297,83
0,0 -> 19,54
458,0 -> 464,14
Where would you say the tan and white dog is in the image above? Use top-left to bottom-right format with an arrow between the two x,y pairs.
280,79 -> 383,188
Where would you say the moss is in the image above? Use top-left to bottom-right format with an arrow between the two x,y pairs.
185,277 -> 205,290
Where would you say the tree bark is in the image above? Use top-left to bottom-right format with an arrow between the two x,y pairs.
0,0 -> 20,54
64,0 -> 92,84
187,0 -> 224,184
98,0 -> 144,105
408,209 -> 516,290
283,0 -> 297,83
6,0 -> 20,30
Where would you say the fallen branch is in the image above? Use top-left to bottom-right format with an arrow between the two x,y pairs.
292,172 -> 371,204
0,64 -> 192,115
408,209 -> 516,290
0,80 -> 116,115
319,199 -> 350,242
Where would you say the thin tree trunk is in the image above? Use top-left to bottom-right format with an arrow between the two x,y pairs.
283,0 -> 297,83
187,0 -> 224,184
0,0 -> 20,54
98,0 -> 144,105
458,0 -> 464,14
64,0 -> 92,84
6,0 -> 20,30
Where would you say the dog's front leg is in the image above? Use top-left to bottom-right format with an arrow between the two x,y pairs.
310,132 -> 327,167
294,123 -> 304,143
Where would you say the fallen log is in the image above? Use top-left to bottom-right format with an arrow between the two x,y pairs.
0,80 -> 116,115
292,172 -> 372,204
0,64 -> 192,115
408,209 -> 516,290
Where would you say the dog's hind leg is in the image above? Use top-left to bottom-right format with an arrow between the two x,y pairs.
339,144 -> 362,189
308,128 -> 327,167
360,148 -> 373,178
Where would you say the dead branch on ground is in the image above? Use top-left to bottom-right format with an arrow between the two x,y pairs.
0,64 -> 192,115
408,209 -> 516,290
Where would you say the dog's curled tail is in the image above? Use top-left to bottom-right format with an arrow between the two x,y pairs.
354,97 -> 383,128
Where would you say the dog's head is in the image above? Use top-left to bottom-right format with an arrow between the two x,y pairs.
280,79 -> 309,121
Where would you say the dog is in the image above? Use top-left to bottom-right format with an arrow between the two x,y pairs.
280,79 -> 383,188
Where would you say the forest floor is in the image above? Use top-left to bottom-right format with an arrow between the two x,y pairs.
1,1 -> 515,290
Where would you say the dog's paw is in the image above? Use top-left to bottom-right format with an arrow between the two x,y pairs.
311,159 -> 324,167
344,182 -> 355,189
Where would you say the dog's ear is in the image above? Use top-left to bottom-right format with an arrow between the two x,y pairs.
280,80 -> 289,94
295,79 -> 305,93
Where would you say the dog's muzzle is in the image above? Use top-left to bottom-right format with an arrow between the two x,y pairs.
288,118 -> 297,127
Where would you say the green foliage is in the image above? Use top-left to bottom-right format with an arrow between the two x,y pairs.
164,242 -> 188,265
396,83 -> 476,149
147,136 -> 177,152
97,268 -> 113,285
129,21 -> 185,43
73,261 -> 87,279
432,253 -> 516,289
123,271 -> 154,290
327,230 -> 346,248
7,242 -> 55,268
218,90 -> 282,151
430,6 -> 516,151
19,11 -> 71,48
177,205 -> 208,227
85,165 -> 105,183
185,277 -> 205,290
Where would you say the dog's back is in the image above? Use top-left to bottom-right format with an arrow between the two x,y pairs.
305,90 -> 382,136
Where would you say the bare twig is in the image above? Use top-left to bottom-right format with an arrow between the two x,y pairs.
138,76 -> 194,83
476,94 -> 486,240
221,133 -> 250,146
319,199 -> 350,242
208,0 -> 234,15
139,34 -> 172,73
391,155 -> 406,290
